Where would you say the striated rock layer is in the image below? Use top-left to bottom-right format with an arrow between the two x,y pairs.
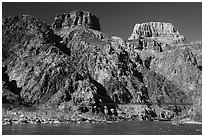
52,10 -> 100,31
2,11 -> 201,122
128,22 -> 186,44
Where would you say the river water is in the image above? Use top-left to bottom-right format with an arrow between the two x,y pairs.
2,121 -> 202,135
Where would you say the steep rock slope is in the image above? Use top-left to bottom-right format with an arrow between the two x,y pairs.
2,11 -> 200,121
126,21 -> 201,121
2,15 -> 71,105
150,42 -> 202,120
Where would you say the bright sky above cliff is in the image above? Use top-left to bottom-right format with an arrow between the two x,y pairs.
2,2 -> 202,41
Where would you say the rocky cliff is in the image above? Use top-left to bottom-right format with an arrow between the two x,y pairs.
128,22 -> 186,44
52,10 -> 100,31
150,42 -> 202,120
2,11 -> 201,123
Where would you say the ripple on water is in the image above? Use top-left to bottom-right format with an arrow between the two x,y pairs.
2,121 -> 202,135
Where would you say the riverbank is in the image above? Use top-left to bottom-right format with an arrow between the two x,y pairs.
2,108 -> 108,125
179,118 -> 202,125
3,113 -> 201,126
2,104 -> 160,126
3,103 -> 201,126
2,106 -> 138,126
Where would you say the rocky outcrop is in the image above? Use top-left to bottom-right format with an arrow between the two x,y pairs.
125,22 -> 201,121
2,15 -> 54,46
126,22 -> 187,68
2,67 -> 21,104
128,22 -> 186,44
2,15 -> 71,105
52,10 -> 100,31
2,11 -> 201,123
150,42 -> 202,120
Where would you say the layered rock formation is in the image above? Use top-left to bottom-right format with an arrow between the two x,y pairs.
128,22 -> 186,44
52,10 -> 100,31
126,22 -> 201,121
2,10 -> 201,122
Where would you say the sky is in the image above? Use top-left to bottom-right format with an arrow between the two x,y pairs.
2,2 -> 202,41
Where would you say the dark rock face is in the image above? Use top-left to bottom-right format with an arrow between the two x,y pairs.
2,66 -> 21,104
2,15 -> 54,46
2,15 -> 71,105
52,10 -> 100,31
2,12 -> 201,121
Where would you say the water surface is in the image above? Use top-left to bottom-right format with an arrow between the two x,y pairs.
2,121 -> 202,135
